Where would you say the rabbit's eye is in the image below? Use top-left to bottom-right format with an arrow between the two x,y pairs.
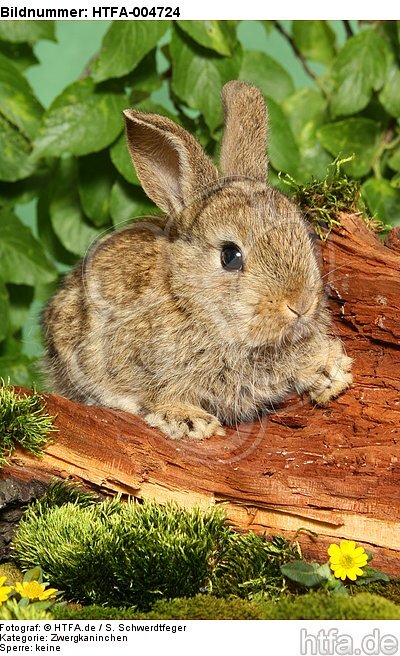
221,243 -> 243,272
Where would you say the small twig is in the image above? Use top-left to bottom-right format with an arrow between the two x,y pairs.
273,21 -> 319,84
343,20 -> 354,39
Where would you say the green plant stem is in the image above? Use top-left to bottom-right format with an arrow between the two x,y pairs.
343,21 -> 354,38
273,21 -> 322,89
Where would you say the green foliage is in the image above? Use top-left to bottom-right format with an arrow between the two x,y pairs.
365,579 -> 400,604
0,598 -> 53,620
51,591 -> 400,620
281,556 -> 388,595
0,562 -> 24,584
212,532 -> 299,599
0,382 -> 57,466
12,487 -> 296,610
0,564 -> 63,619
1,20 -> 400,385
33,79 -> 128,158
281,159 -> 357,239
54,595 -> 264,620
292,21 -> 337,65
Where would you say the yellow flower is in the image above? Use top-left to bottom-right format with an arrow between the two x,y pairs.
0,576 -> 14,605
328,540 -> 368,581
14,580 -> 58,601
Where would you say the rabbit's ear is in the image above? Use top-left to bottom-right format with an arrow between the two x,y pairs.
219,81 -> 268,182
123,110 -> 218,214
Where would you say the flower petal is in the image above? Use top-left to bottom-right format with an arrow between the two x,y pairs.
353,546 -> 366,558
340,540 -> 356,555
353,554 -> 368,564
0,576 -> 7,587
328,544 -> 341,558
346,570 -> 357,581
332,566 -> 344,579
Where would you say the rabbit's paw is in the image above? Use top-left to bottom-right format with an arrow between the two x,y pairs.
144,404 -> 225,441
309,341 -> 353,406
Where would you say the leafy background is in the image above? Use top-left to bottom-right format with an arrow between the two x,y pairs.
0,19 -> 399,387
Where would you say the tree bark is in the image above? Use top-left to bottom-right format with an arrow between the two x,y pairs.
2,214 -> 400,575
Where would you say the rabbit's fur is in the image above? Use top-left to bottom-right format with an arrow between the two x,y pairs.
42,81 -> 352,440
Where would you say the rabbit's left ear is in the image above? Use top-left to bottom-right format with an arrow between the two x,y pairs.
123,109 -> 218,215
219,81 -> 268,182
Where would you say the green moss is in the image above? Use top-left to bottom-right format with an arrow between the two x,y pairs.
53,598 -> 262,620
212,531 -> 299,599
281,157 -> 390,240
51,591 -> 400,621
0,382 -> 57,466
260,591 -> 400,620
0,562 -> 23,584
12,486 -> 297,609
360,579 -> 400,605
35,479 -> 102,510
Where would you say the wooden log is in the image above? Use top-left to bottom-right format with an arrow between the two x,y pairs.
2,213 -> 400,576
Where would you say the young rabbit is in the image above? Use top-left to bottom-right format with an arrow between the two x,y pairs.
42,80 -> 352,440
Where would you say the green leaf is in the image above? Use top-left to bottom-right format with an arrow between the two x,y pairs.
379,62 -> 400,117
110,179 -> 161,226
0,41 -> 39,71
7,284 -> 34,334
91,21 -> 169,83
361,178 -> 400,226
0,21 -> 56,44
280,560 -> 327,588
37,189 -> 77,267
78,152 -> 115,227
0,116 -> 35,182
326,577 -> 349,596
34,79 -> 127,158
128,49 -> 162,96
239,50 -> 294,103
0,52 -> 43,140
23,566 -> 43,584
110,134 -> 140,186
0,281 -> 10,342
261,21 -> 274,33
355,566 -> 390,585
317,118 -> 381,177
0,166 -> 51,209
283,88 -> 327,136
330,30 -> 392,117
388,147 -> 400,172
296,121 -> 333,182
0,354 -> 39,387
283,88 -> 331,182
177,21 -> 237,56
0,209 -> 56,285
170,26 -> 242,133
292,21 -> 336,65
266,97 -> 300,177
49,158 -> 102,257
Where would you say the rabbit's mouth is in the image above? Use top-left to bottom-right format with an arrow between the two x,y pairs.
249,292 -> 327,348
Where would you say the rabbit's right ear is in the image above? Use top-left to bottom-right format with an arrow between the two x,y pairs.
220,81 -> 268,182
123,110 -> 218,215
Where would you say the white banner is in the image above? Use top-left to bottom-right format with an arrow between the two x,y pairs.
0,0 -> 399,20
1,620 -> 400,656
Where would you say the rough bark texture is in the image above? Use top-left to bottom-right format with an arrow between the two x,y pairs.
1,214 -> 400,574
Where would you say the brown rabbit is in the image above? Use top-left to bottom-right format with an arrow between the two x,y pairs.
42,81 -> 352,440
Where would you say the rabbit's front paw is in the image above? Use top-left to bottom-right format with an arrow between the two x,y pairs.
309,341 -> 353,406
144,404 -> 225,441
